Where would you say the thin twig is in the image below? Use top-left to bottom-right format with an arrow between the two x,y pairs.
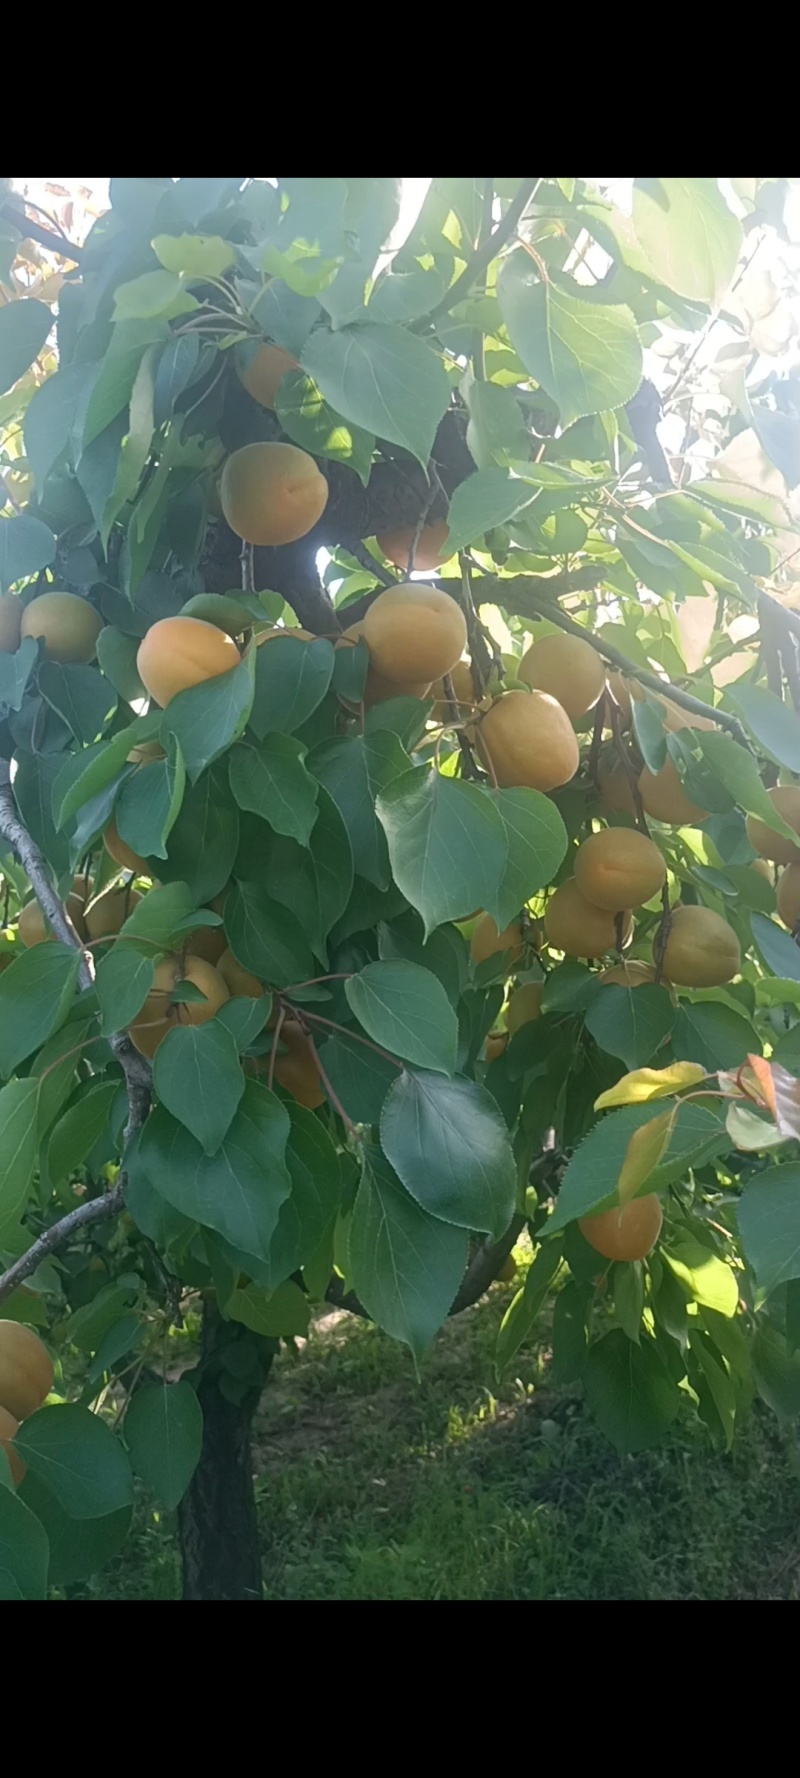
653,885 -> 673,986
0,1187 -> 124,1307
0,197 -> 84,264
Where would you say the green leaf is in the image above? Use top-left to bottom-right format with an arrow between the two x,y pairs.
250,635 -> 334,740
152,233 -> 235,278
123,1381 -> 203,1509
17,1473 -> 130,1585
317,1032 -> 398,1125
51,712 -> 160,829
0,1486 -> 49,1600
113,270 -> 199,323
495,1238 -> 564,1372
584,983 -> 676,1069
14,1405 -> 134,1520
161,653 -> 254,783
229,734 -> 319,845
38,661 -> 117,745
312,731 -> 409,890
737,1163 -> 800,1296
0,637 -> 37,710
444,469 -> 540,553
728,684 -> 800,774
45,1082 -> 120,1187
217,994 -> 272,1051
139,1084 -> 291,1261
583,1329 -> 680,1453
462,373 -> 530,471
152,1021 -> 245,1154
0,298 -> 51,394
483,787 -> 569,933
377,768 -> 507,938
497,256 -> 642,427
247,788 -> 353,964
380,1070 -> 516,1238
226,1279 -> 310,1337
632,178 -> 742,306
161,762 -> 239,904
688,1330 -> 737,1453
266,1105 -> 342,1288
751,913 -> 800,984
0,515 -> 56,588
301,322 -> 450,466
350,1145 -> 469,1362
698,732 -> 800,838
0,943 -> 81,1079
345,960 -> 458,1074
752,1323 -> 800,1421
672,1000 -> 755,1070
95,947 -> 155,1036
0,1079 -> 39,1236
226,880 -> 315,987
549,1100 -> 726,1232
115,751 -> 184,861
275,369 -> 375,486
116,881 -> 196,953
23,361 -> 94,489
33,1021 -> 93,1134
662,1240 -> 738,1316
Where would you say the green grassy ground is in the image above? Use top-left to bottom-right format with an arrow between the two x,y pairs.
84,1277 -> 800,1601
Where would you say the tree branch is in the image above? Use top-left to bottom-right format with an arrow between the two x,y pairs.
491,580 -> 750,743
449,1215 -> 525,1315
0,197 -> 84,264
422,179 -> 541,327
0,1187 -> 124,1307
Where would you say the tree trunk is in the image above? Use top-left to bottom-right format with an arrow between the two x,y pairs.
178,1302 -> 275,1601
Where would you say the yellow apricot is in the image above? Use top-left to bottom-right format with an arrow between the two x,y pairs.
335,623 -> 431,706
237,342 -> 298,408
20,592 -> 102,663
598,960 -> 658,988
506,982 -> 543,1035
272,1020 -> 325,1108
218,947 -> 264,999
0,1404 -> 25,1487
361,583 -> 466,685
574,827 -> 666,912
776,862 -> 800,930
596,744 -> 638,817
376,518 -> 452,572
580,1195 -> 663,1262
484,1030 -> 508,1063
476,690 -> 579,792
0,1321 -> 53,1420
656,905 -> 740,988
545,880 -> 633,958
519,633 -> 606,721
638,757 -> 708,826
128,955 -> 230,1058
470,915 -> 525,967
104,818 -> 150,876
137,615 -> 240,708
220,441 -> 328,547
83,884 -> 141,941
746,786 -> 800,866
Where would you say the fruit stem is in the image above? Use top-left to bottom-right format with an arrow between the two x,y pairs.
653,884 -> 673,986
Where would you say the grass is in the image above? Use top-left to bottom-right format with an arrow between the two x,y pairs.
81,1276 -> 800,1601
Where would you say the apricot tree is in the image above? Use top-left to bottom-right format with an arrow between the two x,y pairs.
1,176 -> 800,1600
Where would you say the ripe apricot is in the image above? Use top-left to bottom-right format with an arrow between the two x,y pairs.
574,827 -> 666,912
376,518 -> 452,573
596,744 -> 638,817
506,981 -> 543,1034
104,818 -> 150,876
519,633 -> 605,721
484,1030 -> 508,1063
746,785 -> 800,866
0,593 -> 22,653
598,960 -> 658,988
137,615 -> 240,708
776,862 -> 800,930
220,441 -> 328,547
470,914 -> 525,967
84,884 -> 141,942
496,1252 -> 517,1283
477,690 -> 579,792
128,955 -> 230,1058
361,583 -> 467,685
606,672 -> 633,726
20,592 -> 102,664
545,880 -> 633,958
579,1194 -> 663,1262
656,905 -> 740,988
638,757 -> 707,825
272,1019 -> 325,1108
218,947 -> 264,999
750,857 -> 773,882
0,1404 -> 25,1487
0,1321 -> 53,1420
237,342 -> 298,408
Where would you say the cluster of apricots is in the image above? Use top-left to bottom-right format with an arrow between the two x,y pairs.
0,1320 -> 54,1488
